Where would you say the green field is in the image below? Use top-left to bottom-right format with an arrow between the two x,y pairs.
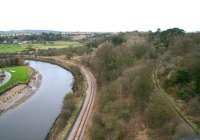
0,41 -> 81,54
0,44 -> 27,53
0,66 -> 33,95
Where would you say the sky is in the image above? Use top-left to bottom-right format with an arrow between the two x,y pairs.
0,0 -> 199,32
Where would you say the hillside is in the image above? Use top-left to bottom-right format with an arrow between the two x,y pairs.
80,29 -> 200,140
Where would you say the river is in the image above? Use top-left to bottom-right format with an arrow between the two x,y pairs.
0,60 -> 74,140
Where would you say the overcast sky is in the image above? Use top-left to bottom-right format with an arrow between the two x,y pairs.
0,0 -> 199,32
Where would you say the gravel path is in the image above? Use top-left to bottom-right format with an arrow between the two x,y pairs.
0,72 -> 11,87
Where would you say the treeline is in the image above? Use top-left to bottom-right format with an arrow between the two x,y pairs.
32,45 -> 91,57
150,28 -> 200,101
149,28 -> 185,48
0,33 -> 68,44
0,56 -> 23,67
85,32 -> 126,49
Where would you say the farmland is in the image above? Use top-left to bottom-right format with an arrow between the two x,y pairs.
0,41 -> 81,54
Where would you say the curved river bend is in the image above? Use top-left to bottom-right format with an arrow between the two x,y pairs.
0,60 -> 74,140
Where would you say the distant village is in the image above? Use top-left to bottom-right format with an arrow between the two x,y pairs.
0,30 -> 113,44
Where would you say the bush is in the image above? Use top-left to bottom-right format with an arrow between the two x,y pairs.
0,57 -> 23,67
145,96 -> 173,129
59,93 -> 76,128
111,33 -> 126,46
187,97 -> 200,116
92,42 -> 120,83
122,64 -> 153,111
177,90 -> 190,100
175,68 -> 190,85
145,95 -> 177,139
130,45 -> 147,59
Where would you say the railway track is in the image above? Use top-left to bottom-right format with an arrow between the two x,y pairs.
53,58 -> 97,140
67,63 -> 96,140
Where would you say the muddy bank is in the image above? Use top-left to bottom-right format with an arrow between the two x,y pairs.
0,70 -> 42,114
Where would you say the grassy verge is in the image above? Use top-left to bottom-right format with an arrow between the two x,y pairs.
0,66 -> 33,95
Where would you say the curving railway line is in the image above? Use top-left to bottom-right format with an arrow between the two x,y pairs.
52,57 -> 97,140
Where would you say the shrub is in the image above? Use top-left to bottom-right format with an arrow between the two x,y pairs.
145,95 -> 181,140
177,90 -> 190,100
175,68 -> 190,85
145,95 -> 173,129
111,33 -> 126,46
187,97 -> 200,116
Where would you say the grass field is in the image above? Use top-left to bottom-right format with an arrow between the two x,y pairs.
0,44 -> 27,53
0,66 -> 33,95
0,41 -> 81,54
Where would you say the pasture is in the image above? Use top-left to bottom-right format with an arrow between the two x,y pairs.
0,41 -> 81,54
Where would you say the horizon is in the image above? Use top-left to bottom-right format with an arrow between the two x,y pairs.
0,28 -> 200,33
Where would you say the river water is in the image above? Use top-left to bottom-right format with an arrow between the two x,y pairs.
0,60 -> 74,140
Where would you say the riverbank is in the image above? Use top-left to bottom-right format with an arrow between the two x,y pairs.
0,68 -> 42,114
47,65 -> 85,140
0,66 -> 33,95
36,58 -> 86,140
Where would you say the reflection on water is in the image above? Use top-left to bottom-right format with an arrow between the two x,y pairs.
0,60 -> 74,140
